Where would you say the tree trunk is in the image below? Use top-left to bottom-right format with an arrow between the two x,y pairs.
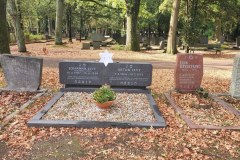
48,17 -> 52,36
167,0 -> 181,54
0,0 -> 10,54
55,0 -> 64,45
67,5 -> 72,43
125,0 -> 140,51
215,18 -> 222,42
8,0 -> 26,52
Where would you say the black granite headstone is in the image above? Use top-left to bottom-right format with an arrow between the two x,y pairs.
0,54 -> 43,91
59,62 -> 106,86
59,61 -> 152,88
106,63 -> 152,87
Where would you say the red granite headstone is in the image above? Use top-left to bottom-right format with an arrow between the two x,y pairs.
174,54 -> 203,92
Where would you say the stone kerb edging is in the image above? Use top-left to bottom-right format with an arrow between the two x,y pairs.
164,91 -> 240,130
28,61 -> 166,128
0,91 -> 46,130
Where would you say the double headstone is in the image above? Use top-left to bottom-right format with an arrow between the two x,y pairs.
0,54 -> 43,91
174,54 -> 203,92
230,55 -> 240,97
59,62 -> 152,90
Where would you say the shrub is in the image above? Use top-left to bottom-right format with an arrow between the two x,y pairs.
93,85 -> 116,103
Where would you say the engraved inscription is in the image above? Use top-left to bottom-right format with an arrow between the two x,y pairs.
59,62 -> 105,85
107,63 -> 152,86
59,62 -> 152,87
175,54 -> 203,92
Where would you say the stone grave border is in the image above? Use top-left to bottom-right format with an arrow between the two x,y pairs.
0,90 -> 46,130
28,88 -> 166,128
164,91 -> 240,130
211,93 -> 240,116
28,61 -> 166,128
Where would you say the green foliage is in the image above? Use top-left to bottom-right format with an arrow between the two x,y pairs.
93,85 -> 116,103
25,33 -> 45,42
196,87 -> 209,98
159,0 -> 172,13
110,44 -> 125,50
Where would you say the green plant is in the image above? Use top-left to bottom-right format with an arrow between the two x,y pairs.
93,85 -> 116,103
196,87 -> 209,98
25,32 -> 45,42
110,44 -> 125,50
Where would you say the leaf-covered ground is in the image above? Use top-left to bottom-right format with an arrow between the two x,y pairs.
0,41 -> 239,159
0,91 -> 36,123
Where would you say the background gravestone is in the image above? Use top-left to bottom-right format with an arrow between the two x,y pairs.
174,54 -> 203,92
92,42 -> 101,49
199,36 -> 208,44
92,33 -> 104,42
81,42 -> 90,50
236,36 -> 240,47
230,55 -> 240,97
0,54 -> 43,91
159,41 -> 164,50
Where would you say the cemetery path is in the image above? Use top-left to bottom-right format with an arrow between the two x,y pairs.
42,57 -> 233,70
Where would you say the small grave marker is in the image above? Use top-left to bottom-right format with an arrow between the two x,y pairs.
159,41 -> 164,50
92,41 -> 101,49
236,36 -> 240,47
230,55 -> 240,97
199,36 -> 208,44
174,54 -> 203,92
92,33 -> 104,42
0,54 -> 43,91
81,42 -> 90,50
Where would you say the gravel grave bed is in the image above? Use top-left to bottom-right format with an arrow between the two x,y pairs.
43,92 -> 156,122
171,92 -> 240,127
0,91 -> 36,121
219,96 -> 240,111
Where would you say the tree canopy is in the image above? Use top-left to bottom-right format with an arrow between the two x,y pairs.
1,0 -> 240,53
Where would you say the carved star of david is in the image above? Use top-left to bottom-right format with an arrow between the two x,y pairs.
99,50 -> 113,66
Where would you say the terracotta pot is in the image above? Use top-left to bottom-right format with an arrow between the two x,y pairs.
95,101 -> 114,109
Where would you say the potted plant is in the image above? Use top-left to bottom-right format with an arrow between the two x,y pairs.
93,85 -> 116,109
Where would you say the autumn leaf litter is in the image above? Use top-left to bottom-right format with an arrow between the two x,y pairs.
0,42 -> 240,159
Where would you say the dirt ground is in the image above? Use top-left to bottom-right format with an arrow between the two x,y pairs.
0,41 -> 239,160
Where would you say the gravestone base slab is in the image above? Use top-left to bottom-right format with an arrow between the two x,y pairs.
0,88 -> 47,93
28,89 -> 166,128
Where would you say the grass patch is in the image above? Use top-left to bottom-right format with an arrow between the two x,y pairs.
110,44 -> 125,50
25,33 -> 45,42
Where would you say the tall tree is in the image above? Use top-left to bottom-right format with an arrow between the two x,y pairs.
55,0 -> 64,45
0,0 -> 10,54
125,0 -> 141,51
167,0 -> 181,54
8,0 -> 26,52
66,4 -> 72,42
